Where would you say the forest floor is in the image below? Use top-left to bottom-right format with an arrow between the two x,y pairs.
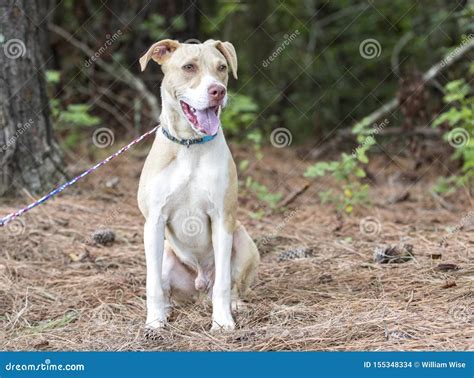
0,139 -> 472,351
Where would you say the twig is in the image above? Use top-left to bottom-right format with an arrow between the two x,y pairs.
309,127 -> 442,159
429,189 -> 456,211
405,290 -> 414,311
77,86 -> 132,132
48,23 -> 161,122
338,126 -> 443,138
278,182 -> 311,207
391,32 -> 414,77
95,98 -> 132,132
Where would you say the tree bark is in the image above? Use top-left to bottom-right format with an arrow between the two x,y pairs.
0,0 -> 65,196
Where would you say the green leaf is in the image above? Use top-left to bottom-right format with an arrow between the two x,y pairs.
59,104 -> 101,127
355,168 -> 366,177
46,70 -> 60,84
304,162 -> 330,177
239,159 -> 250,172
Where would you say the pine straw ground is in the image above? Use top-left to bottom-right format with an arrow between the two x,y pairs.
0,142 -> 472,351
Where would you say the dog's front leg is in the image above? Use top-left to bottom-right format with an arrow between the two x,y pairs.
144,214 -> 169,330
210,217 -> 235,331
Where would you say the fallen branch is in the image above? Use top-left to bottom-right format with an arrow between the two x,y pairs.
356,37 -> 474,128
278,182 -> 311,207
309,126 -> 442,159
309,38 -> 474,159
337,126 -> 443,138
49,23 -> 160,122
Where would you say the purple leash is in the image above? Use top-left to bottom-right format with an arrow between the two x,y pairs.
0,124 -> 160,227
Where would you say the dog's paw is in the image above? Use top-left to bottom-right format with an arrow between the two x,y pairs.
211,318 -> 235,332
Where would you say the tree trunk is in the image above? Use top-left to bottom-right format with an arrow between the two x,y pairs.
0,0 -> 65,196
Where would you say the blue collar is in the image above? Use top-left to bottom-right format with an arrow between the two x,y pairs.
161,127 -> 217,147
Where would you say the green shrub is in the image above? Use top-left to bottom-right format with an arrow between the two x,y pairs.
47,70 -> 102,149
432,78 -> 474,192
221,92 -> 258,136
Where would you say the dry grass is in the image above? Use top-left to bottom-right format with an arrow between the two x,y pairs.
0,144 -> 472,351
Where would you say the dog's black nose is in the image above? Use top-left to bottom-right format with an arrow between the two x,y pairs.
208,84 -> 226,102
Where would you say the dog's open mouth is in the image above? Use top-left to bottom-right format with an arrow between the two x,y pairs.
180,101 -> 220,136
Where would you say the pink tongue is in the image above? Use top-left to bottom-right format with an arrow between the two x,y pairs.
195,108 -> 220,135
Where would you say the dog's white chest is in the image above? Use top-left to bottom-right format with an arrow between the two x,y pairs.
147,139 -> 230,269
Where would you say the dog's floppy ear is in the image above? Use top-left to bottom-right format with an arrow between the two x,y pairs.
139,39 -> 180,71
214,40 -> 238,80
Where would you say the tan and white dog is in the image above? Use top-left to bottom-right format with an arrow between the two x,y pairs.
137,39 -> 259,332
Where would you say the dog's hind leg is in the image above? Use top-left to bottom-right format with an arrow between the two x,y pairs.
231,223 -> 260,310
162,241 -> 198,302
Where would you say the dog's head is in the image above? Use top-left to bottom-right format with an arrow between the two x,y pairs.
140,39 -> 237,136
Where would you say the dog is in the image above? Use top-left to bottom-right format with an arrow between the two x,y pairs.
138,39 -> 260,332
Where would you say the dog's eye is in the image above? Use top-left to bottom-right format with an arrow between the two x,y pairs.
182,63 -> 196,72
218,64 -> 227,72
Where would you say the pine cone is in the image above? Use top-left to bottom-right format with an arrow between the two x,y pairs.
92,229 -> 116,246
373,243 -> 414,264
277,247 -> 313,262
